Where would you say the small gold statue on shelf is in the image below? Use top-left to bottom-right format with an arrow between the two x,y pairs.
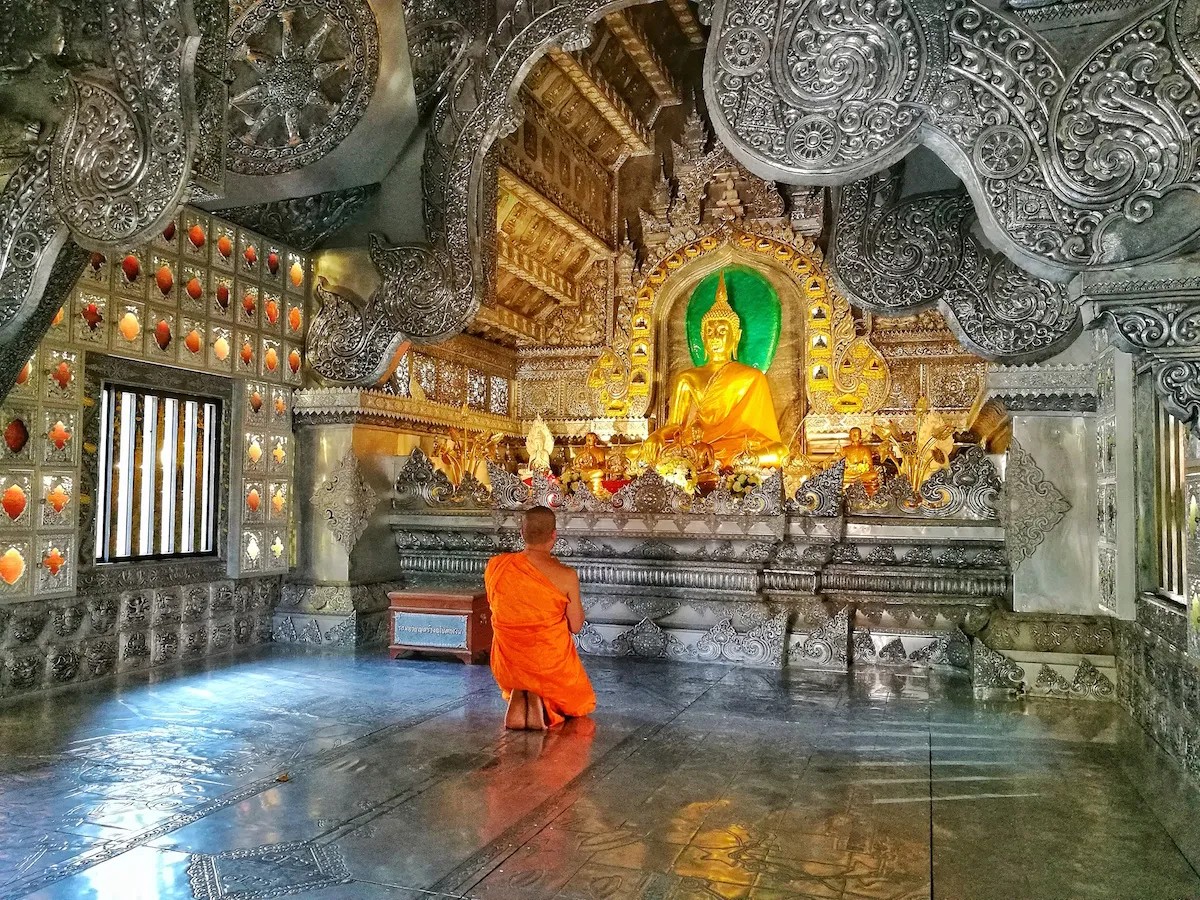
605,445 -> 629,481
570,432 -> 609,494
837,426 -> 881,496
639,272 -> 787,469
781,448 -> 815,499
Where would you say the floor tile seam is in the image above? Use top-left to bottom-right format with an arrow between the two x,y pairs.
353,878 -> 468,899
0,691 -> 485,899
432,668 -> 739,898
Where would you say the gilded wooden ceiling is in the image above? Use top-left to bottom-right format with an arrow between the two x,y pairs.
475,5 -> 701,349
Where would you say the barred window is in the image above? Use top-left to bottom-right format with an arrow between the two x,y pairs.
95,384 -> 221,562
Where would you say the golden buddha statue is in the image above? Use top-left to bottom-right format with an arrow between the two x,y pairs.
571,432 -> 608,493
641,272 -> 787,469
838,426 -> 880,495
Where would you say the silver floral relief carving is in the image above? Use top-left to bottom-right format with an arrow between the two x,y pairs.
971,639 -> 1026,694
575,613 -> 788,667
787,459 -> 845,517
217,184 -> 379,250
790,606 -> 850,668
313,450 -> 378,552
918,446 -> 1001,520
308,239 -> 461,383
1032,658 -> 1115,701
226,0 -> 380,175
832,168 -> 1080,363
1083,296 -> 1200,431
1004,437 -> 1071,568
51,0 -> 200,248
705,0 -> 1200,278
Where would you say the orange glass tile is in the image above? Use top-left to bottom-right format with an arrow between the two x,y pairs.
0,548 -> 25,585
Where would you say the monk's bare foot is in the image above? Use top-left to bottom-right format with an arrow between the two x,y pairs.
526,693 -> 547,731
505,690 -> 528,730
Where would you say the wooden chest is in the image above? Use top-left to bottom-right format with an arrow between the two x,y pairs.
386,589 -> 492,664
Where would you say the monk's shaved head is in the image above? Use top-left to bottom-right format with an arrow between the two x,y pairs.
521,505 -> 557,546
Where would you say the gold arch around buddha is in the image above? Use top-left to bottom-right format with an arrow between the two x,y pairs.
593,229 -> 889,422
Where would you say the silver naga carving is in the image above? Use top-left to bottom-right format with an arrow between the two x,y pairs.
313,450 -> 378,552
832,167 -> 1080,363
705,0 -> 1200,281
1004,437 -> 1071,568
226,0 -> 380,176
51,0 -> 200,248
402,0 -> 481,119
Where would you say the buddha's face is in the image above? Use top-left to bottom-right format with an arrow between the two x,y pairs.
848,427 -> 862,444
702,319 -> 740,362
584,433 -> 597,447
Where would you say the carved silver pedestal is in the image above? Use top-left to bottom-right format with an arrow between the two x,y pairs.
272,581 -> 397,649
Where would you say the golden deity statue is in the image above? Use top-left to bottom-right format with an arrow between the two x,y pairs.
838,426 -> 880,495
640,272 -> 787,469
571,432 -> 608,493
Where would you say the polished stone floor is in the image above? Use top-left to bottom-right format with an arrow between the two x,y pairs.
1,650 -> 1199,900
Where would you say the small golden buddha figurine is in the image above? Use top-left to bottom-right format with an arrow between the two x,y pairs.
571,432 -> 608,493
605,445 -> 632,481
838,426 -> 881,495
640,272 -> 787,469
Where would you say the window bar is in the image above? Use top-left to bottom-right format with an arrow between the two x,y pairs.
199,402 -> 215,552
95,388 -> 112,561
180,400 -> 198,553
114,390 -> 137,558
159,397 -> 179,555
138,394 -> 158,556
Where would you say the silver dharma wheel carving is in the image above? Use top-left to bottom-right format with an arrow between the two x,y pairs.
226,0 -> 380,176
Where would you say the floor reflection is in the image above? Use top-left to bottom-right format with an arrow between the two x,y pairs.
0,650 -> 1197,899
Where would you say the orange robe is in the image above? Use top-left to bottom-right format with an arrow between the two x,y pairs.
484,552 -> 596,727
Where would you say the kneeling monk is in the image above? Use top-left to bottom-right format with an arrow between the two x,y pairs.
484,506 -> 596,730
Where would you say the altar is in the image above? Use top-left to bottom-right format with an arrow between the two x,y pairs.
388,444 -> 1006,674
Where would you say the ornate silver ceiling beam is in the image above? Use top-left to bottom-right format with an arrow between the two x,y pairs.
704,0 -> 1200,282
831,167 -> 1080,363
